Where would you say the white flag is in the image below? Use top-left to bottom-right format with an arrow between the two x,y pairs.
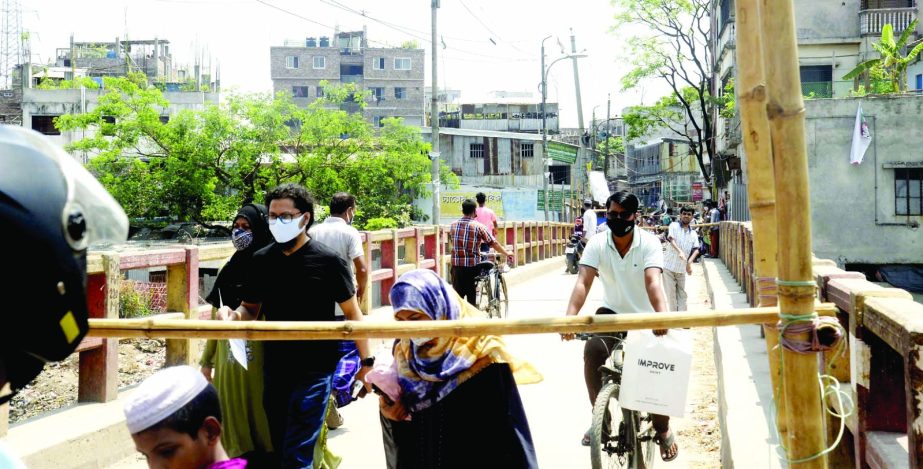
850,104 -> 872,165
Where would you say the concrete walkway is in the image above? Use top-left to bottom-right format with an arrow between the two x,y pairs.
703,258 -> 787,469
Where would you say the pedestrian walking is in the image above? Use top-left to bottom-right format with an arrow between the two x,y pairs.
707,200 -> 721,257
581,199 -> 598,239
218,183 -> 373,469
662,206 -> 701,312
448,199 -> 510,306
474,192 -> 499,252
378,269 -> 542,469
309,192 -> 370,430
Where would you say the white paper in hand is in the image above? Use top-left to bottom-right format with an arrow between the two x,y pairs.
618,330 -> 693,417
218,289 -> 248,370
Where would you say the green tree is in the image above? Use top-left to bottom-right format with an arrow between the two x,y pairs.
612,0 -> 715,183
55,76 -> 456,228
843,20 -> 923,93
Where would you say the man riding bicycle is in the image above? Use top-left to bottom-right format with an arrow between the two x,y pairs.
561,191 -> 679,463
449,198 -> 510,306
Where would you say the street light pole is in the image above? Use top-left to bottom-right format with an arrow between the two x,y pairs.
541,35 -> 552,222
430,0 -> 441,226
570,28 -> 586,202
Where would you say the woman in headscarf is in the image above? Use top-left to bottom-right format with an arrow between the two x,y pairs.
379,269 -> 542,469
199,204 -> 341,468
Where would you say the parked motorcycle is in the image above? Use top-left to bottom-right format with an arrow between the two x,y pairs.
565,232 -> 584,274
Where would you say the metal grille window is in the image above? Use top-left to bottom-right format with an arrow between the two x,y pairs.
370,87 -> 385,101
292,86 -> 309,98
394,87 -> 406,99
895,169 -> 922,215
31,116 -> 60,135
394,57 -> 412,70
313,56 -> 326,69
521,143 -> 534,158
285,56 -> 299,69
470,143 -> 485,158
373,57 -> 385,70
316,86 -> 325,98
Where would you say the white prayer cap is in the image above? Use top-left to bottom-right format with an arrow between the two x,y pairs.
123,365 -> 209,434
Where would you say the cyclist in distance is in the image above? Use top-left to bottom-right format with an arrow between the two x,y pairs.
561,190 -> 679,462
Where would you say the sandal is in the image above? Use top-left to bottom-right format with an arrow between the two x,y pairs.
653,430 -> 679,462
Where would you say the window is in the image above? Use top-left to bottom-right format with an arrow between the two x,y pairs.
159,115 -> 170,124
370,87 -> 385,101
799,65 -> 833,98
31,115 -> 60,135
285,56 -> 299,69
373,116 -> 386,128
470,143 -> 485,159
895,169 -> 922,215
373,57 -> 385,70
394,87 -> 406,99
394,57 -> 411,70
521,142 -> 534,158
316,86 -> 325,98
292,86 -> 309,98
916,73 -> 922,93
313,56 -> 326,69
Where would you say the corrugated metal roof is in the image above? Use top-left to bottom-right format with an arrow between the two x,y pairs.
420,127 -> 544,141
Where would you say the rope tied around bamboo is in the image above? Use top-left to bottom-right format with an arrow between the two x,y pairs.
757,276 -> 779,326
775,280 -> 842,353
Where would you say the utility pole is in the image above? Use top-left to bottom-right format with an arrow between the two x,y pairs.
570,28 -> 586,201
430,0 -> 441,226
606,93 -> 611,178
540,35 -> 552,222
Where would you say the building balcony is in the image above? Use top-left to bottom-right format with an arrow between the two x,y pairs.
860,8 -> 917,36
340,75 -> 363,84
718,21 -> 736,56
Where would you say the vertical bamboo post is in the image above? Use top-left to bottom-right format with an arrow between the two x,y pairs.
735,0 -> 785,438
761,0 -> 827,467
166,246 -> 199,366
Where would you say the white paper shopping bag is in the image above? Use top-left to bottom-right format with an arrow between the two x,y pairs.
618,330 -> 693,417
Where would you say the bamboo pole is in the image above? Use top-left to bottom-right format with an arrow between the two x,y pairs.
761,0 -> 827,466
86,304 -> 837,340
734,0 -> 785,437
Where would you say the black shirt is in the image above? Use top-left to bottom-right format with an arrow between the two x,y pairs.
243,239 -> 355,375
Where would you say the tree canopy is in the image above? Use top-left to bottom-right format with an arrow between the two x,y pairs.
55,75 -> 456,229
612,0 -> 715,183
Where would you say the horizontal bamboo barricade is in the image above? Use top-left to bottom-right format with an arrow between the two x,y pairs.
86,304 -> 839,340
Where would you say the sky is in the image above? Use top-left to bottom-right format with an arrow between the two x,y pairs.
21,0 -> 671,128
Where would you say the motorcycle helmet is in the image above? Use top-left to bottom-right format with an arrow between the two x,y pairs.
0,125 -> 128,404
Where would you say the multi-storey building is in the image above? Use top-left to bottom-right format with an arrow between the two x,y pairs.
711,0 -> 921,220
270,30 -> 425,127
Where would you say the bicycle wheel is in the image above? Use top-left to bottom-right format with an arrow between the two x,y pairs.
475,276 -> 492,315
590,382 -> 630,469
633,412 -> 656,469
494,274 -> 509,319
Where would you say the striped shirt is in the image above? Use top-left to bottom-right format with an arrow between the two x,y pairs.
663,221 -> 700,273
449,216 -> 495,267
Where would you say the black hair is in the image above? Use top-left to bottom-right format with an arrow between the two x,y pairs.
680,205 -> 694,215
144,384 -> 221,438
475,192 -> 487,205
329,192 -> 356,215
666,208 -> 673,215
265,183 -> 315,230
462,199 -> 477,216
606,190 -> 640,213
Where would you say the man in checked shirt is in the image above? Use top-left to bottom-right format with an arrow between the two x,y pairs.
449,199 -> 511,306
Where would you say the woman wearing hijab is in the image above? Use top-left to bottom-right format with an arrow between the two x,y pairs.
379,269 -> 542,469
198,204 -> 341,468
199,203 -> 275,467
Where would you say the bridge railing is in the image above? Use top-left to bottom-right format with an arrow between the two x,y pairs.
719,220 -> 923,467
0,221 -> 569,437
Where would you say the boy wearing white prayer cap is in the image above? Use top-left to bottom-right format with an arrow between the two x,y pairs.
124,366 -> 247,469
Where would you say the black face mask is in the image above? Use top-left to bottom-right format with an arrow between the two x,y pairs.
607,218 -> 635,237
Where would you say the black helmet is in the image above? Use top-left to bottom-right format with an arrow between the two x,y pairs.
0,126 -> 127,403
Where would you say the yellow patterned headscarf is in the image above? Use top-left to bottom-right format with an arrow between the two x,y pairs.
389,269 -> 542,412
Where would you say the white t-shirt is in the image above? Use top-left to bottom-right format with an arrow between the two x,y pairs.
663,221 -> 701,273
579,229 -> 665,314
582,208 -> 598,238
309,216 -> 364,316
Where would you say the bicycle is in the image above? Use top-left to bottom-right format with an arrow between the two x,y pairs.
474,252 -> 510,319
577,333 -> 657,469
